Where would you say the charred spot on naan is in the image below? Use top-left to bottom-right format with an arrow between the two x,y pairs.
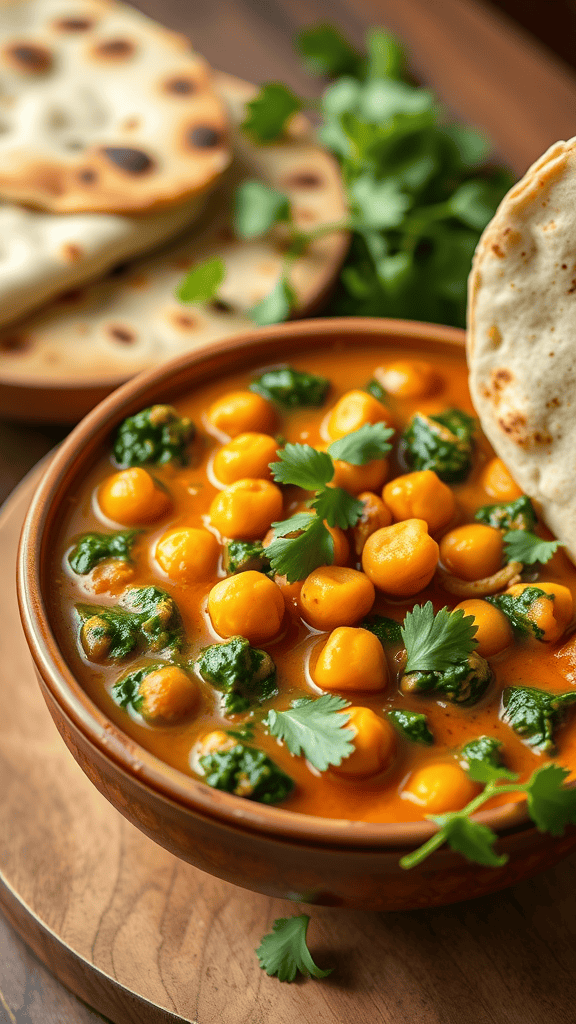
497,410 -> 553,449
3,42 -> 53,74
90,38 -> 137,60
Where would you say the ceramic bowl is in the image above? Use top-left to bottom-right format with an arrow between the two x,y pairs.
17,317 -> 576,911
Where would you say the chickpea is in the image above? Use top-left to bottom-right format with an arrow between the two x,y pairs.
504,582 -> 574,642
300,566 -> 375,631
325,389 -> 394,441
207,390 -> 276,437
362,519 -> 439,597
156,527 -> 219,583
332,707 -> 396,778
454,599 -> 513,657
90,560 -> 135,595
196,730 -> 236,757
440,524 -> 503,582
383,470 -> 456,535
212,432 -> 279,485
352,492 -> 393,555
208,570 -> 285,643
80,615 -> 111,661
209,478 -> 283,540
402,762 -> 479,813
481,457 -> 522,500
377,359 -> 439,399
331,457 -> 389,495
274,574 -> 303,613
138,666 -> 200,724
98,467 -> 171,525
314,626 -> 388,692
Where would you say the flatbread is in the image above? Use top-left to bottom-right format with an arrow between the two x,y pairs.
0,73 -> 348,397
0,193 -> 206,329
467,137 -> 576,559
0,0 -> 231,213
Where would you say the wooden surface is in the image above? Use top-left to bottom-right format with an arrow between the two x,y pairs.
2,0 -> 576,1021
5,469 -> 576,1024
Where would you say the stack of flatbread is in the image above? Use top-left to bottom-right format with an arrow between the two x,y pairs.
0,0 -> 347,417
468,136 -> 576,561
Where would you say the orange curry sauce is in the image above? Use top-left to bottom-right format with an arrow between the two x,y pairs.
50,345 -> 576,823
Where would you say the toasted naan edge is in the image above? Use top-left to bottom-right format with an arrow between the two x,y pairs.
0,72 -> 348,394
0,0 -> 231,213
468,136 -> 576,559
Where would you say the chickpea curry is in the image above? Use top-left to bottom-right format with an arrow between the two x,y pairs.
51,345 -> 576,826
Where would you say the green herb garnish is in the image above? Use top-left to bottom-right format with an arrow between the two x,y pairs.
113,405 -> 194,468
175,255 -> 225,303
265,694 -> 354,771
400,603 -> 490,706
501,686 -> 576,753
502,531 -> 562,566
401,763 -> 576,870
241,83 -> 303,142
68,529 -> 139,575
388,708 -> 433,745
256,914 -> 332,982
267,428 -> 392,581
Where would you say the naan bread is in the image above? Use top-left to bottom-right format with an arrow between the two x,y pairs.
0,193 -> 205,328
0,73 -> 348,408
0,0 -> 231,213
468,137 -> 576,559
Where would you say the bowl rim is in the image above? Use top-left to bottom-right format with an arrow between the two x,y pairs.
17,316 -> 534,850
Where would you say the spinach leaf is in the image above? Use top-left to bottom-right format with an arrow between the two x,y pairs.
113,405 -> 194,467
487,587 -> 553,641
250,366 -> 330,409
502,686 -> 576,753
199,743 -> 294,804
223,540 -> 272,576
76,586 -> 184,661
196,637 -> 277,714
360,614 -> 403,647
403,408 -> 475,482
475,495 -> 536,532
68,529 -> 139,575
400,651 -> 493,706
388,708 -> 433,745
459,735 -> 518,783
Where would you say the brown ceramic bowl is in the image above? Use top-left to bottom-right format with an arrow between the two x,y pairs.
17,317 -> 576,911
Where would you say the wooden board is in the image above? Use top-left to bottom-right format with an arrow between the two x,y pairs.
4,468 -> 576,1024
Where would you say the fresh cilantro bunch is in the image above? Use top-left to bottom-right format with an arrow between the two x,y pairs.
175,24 -> 513,328
266,423 -> 393,581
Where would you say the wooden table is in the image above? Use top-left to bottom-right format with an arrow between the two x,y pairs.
1,1 -> 576,1021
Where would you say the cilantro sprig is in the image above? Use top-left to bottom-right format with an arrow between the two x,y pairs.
401,763 -> 576,870
402,602 -> 478,674
265,694 -> 354,771
267,426 -> 392,581
256,914 -> 332,982
503,530 -> 562,566
175,25 -> 512,328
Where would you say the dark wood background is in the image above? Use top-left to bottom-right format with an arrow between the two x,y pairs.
1,0 -> 576,1020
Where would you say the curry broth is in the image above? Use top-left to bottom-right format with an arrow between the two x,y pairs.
50,344 -> 576,823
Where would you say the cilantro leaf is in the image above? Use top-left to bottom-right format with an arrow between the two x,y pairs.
459,736 -> 518,784
176,256 -> 225,303
349,175 -> 412,230
312,486 -> 363,529
525,763 -> 576,836
256,915 -> 332,982
250,277 -> 295,326
265,694 -> 354,771
402,602 -> 478,674
327,422 -> 394,464
430,812 -> 508,867
503,530 -> 562,566
365,28 -> 404,80
242,83 -> 303,143
233,182 -> 291,240
297,24 -> 361,77
270,443 -> 334,490
266,513 -> 334,582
